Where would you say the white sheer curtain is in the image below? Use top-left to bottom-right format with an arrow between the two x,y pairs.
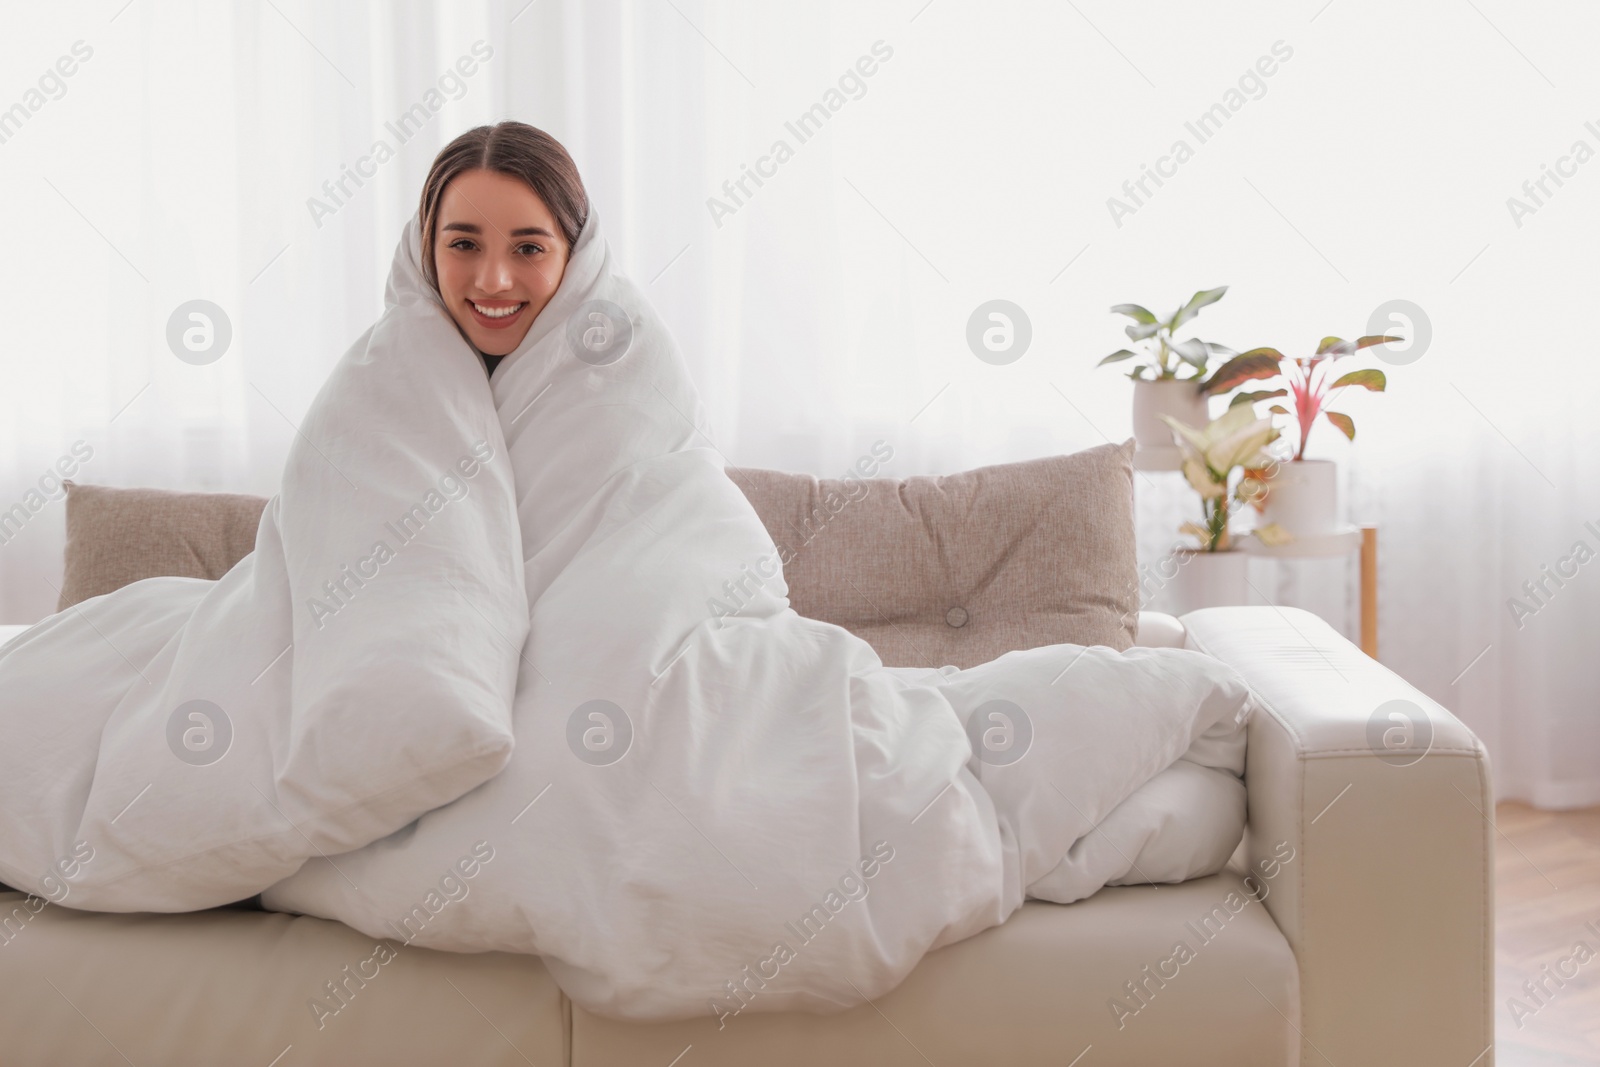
2,0 -> 1594,807
0,0 -> 499,611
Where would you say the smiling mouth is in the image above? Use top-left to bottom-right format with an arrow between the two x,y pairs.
468,300 -> 528,329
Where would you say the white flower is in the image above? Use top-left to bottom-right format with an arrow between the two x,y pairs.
1182,456 -> 1226,498
1161,405 -> 1280,487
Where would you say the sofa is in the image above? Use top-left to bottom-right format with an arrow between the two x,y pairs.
0,450 -> 1493,1066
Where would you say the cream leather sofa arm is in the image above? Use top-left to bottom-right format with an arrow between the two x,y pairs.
1182,606 -> 1493,1067
1133,611 -> 1186,648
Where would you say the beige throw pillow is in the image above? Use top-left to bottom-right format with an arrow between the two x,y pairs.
57,481 -> 270,612
729,440 -> 1139,669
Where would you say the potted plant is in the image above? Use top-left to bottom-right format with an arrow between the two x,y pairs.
1156,404 -> 1288,611
1207,333 -> 1397,539
1098,286 -> 1240,452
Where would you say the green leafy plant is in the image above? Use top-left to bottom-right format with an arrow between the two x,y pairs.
1098,286 -> 1242,383
1206,334 -> 1399,460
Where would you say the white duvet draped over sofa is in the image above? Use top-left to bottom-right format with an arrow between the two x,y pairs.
0,207 -> 1252,1022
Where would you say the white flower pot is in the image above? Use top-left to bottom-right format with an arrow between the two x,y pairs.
1261,458 -> 1339,537
1166,549 -> 1249,614
1131,378 -> 1209,450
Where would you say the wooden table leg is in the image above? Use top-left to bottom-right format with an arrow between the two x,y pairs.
1360,525 -> 1378,659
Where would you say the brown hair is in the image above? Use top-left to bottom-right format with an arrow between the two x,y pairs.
418,122 -> 589,292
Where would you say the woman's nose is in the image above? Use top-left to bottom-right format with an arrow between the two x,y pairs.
478,255 -> 514,294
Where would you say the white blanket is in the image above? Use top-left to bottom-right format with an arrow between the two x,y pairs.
0,267 -> 529,911
0,207 -> 1251,1023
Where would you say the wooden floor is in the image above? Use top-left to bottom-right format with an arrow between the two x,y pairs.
1495,802 -> 1600,1065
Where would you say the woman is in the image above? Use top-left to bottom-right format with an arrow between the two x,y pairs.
416,122 -> 589,378
214,120 -> 589,915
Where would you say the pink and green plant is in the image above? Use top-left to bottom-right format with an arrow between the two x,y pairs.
1199,333 -> 1400,461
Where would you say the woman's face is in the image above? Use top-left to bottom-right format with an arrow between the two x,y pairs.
433,168 -> 569,357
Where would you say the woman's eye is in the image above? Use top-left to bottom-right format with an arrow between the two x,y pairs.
448,238 -> 477,252
517,243 -> 544,256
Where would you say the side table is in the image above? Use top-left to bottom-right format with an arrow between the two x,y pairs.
1243,524 -> 1379,659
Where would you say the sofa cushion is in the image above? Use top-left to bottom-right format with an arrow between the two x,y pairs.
0,890 -> 567,1067
572,870 -> 1298,1067
730,441 -> 1138,668
57,481 -> 268,611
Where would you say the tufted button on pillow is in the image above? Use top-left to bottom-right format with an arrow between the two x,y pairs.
945,606 -> 969,628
